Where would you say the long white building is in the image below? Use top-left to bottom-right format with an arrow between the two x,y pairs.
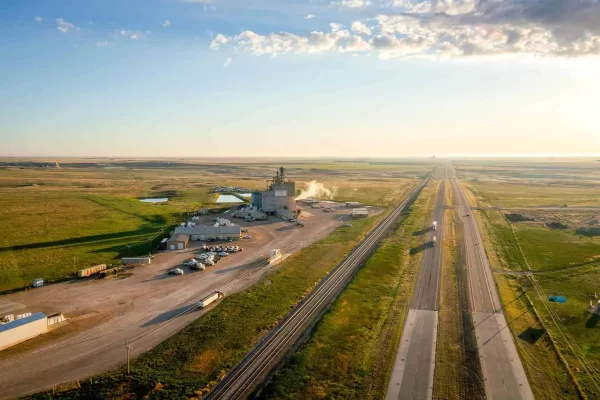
173,225 -> 241,241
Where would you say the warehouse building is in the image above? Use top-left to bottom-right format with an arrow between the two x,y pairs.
0,312 -> 48,351
252,167 -> 297,214
166,234 -> 190,250
173,225 -> 241,241
351,208 -> 369,218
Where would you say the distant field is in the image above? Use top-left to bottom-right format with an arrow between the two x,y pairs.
465,181 -> 600,207
0,161 -> 427,292
455,158 -> 600,187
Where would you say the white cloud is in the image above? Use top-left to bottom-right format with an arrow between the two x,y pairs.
119,29 -> 145,40
209,27 -> 372,56
210,33 -> 230,50
163,20 -> 171,28
212,0 -> 600,59
224,57 -> 232,67
56,18 -> 79,33
331,0 -> 372,8
34,17 -> 42,22
96,41 -> 109,47
304,14 -> 316,19
351,21 -> 372,35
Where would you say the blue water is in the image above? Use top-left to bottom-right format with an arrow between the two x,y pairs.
216,194 -> 244,203
139,198 -> 169,203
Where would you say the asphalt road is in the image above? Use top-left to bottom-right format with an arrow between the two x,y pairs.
451,169 -> 534,400
387,171 -> 446,400
206,176 -> 431,400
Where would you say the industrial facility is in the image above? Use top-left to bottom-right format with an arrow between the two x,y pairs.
252,167 -> 297,219
351,208 -> 369,218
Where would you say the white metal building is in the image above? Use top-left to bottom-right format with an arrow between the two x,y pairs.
0,312 -> 48,351
167,234 -> 190,250
173,225 -> 241,241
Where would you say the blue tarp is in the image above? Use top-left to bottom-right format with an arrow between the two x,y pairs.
549,295 -> 567,303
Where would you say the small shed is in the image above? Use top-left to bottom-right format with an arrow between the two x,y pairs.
167,234 -> 190,250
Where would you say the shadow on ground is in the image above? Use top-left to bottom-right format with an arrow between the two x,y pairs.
140,303 -> 201,327
518,327 -> 546,344
410,242 -> 432,255
586,313 -> 600,328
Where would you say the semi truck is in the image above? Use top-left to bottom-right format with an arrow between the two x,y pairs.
432,221 -> 437,231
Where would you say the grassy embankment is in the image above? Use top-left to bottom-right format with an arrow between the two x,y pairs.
28,182 -> 415,399
463,182 -> 586,399
258,181 -> 437,399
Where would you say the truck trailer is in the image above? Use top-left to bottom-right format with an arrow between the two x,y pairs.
432,236 -> 437,246
198,291 -> 224,308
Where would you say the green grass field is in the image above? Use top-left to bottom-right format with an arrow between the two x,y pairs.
28,213 -> 387,399
259,181 -> 437,399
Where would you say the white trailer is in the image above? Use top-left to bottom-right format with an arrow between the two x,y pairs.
432,236 -> 437,246
198,291 -> 224,308
121,257 -> 152,265
432,221 -> 437,231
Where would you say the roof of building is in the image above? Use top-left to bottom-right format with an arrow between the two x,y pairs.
0,312 -> 47,333
174,225 -> 241,235
168,234 -> 190,242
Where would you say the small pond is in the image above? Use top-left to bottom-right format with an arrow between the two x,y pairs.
216,194 -> 244,203
139,198 -> 169,203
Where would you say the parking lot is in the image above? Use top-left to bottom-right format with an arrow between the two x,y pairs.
0,204 -> 365,399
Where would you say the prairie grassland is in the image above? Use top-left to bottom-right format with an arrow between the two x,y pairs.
259,181 -> 437,399
465,180 -> 600,207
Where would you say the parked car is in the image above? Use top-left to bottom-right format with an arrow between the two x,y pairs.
241,228 -> 248,233
197,253 -> 208,260
183,260 -> 197,267
228,237 -> 233,242
227,246 -> 234,252
244,235 -> 251,239
169,268 -> 184,275
218,252 -> 229,257
191,263 -> 205,271
344,223 -> 353,227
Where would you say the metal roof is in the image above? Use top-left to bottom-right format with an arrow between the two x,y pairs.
174,226 -> 241,235
0,312 -> 46,333
168,234 -> 190,242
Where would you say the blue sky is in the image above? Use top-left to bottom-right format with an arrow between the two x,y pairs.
1,0 -> 600,157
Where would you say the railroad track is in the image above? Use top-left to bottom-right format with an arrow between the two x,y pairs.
206,174 -> 431,400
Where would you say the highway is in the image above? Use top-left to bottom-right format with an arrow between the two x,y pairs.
386,169 -> 446,400
206,175 -> 431,400
451,168 -> 534,400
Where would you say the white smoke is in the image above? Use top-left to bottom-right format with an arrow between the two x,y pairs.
295,180 -> 337,200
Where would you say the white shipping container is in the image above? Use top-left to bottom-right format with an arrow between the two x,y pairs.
121,257 -> 152,265
198,291 -> 223,308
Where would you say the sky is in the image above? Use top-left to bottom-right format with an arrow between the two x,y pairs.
1,0 -> 600,157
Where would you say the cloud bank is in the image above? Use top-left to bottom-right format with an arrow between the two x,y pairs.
211,0 -> 600,58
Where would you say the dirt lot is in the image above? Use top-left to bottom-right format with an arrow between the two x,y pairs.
0,204 -> 376,399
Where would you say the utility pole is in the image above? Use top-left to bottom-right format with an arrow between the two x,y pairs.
126,340 -> 132,376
